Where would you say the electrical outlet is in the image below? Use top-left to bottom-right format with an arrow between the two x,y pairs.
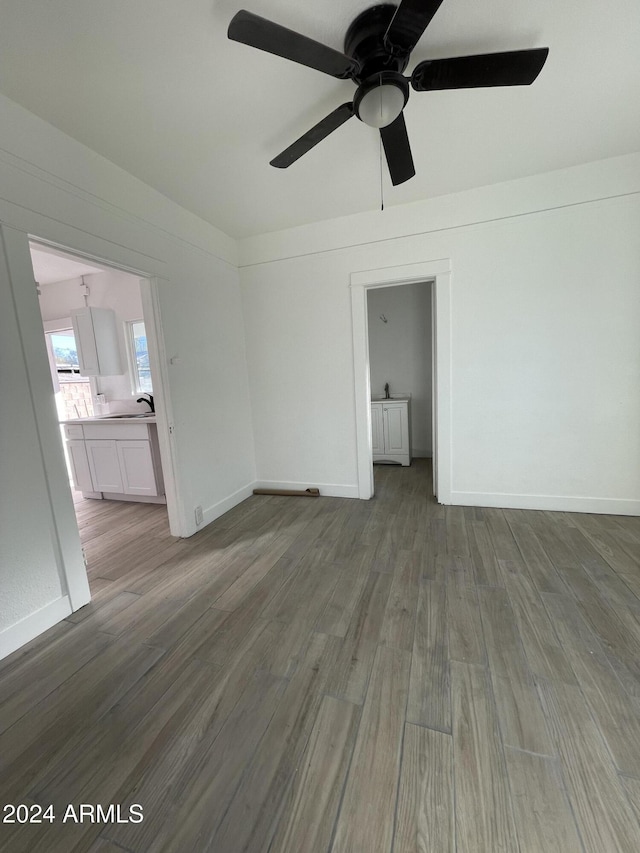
194,505 -> 203,526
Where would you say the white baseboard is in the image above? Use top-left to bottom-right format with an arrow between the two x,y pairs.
184,482 -> 257,537
101,492 -> 167,504
449,491 -> 640,516
254,480 -> 360,499
185,478 -> 361,537
0,595 -> 71,661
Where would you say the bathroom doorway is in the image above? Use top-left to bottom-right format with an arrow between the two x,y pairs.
349,260 -> 452,503
366,281 -> 433,466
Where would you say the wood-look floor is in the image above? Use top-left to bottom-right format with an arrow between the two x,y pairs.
2,460 -> 640,852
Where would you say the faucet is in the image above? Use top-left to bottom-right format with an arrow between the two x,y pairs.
137,393 -> 154,412
384,383 -> 390,400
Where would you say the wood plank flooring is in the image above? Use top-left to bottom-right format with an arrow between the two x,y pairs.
2,460 -> 640,852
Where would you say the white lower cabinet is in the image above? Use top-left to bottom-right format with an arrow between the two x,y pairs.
63,421 -> 164,501
116,440 -> 158,496
371,399 -> 411,466
86,439 -> 124,493
67,439 -> 94,493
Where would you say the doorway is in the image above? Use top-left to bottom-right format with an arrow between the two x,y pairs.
29,241 -> 178,584
350,260 -> 452,503
367,281 -> 433,469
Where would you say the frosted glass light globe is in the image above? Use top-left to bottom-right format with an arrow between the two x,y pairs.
357,84 -> 405,128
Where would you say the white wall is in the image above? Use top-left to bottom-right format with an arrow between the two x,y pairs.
0,92 -> 256,658
1,247 -> 65,635
38,269 -> 144,404
367,283 -> 432,456
240,153 -> 640,513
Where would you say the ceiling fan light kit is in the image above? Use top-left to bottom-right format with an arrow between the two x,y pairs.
228,1 -> 549,186
353,73 -> 409,129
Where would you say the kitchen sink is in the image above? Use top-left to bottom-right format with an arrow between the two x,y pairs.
105,413 -> 154,418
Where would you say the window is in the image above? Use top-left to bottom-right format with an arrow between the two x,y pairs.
126,320 -> 152,394
50,329 -> 81,374
45,328 -> 94,420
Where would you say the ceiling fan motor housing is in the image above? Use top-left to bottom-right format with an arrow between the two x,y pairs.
344,4 -> 410,81
345,5 -> 411,126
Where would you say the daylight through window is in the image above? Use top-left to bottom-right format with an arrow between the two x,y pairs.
127,320 -> 152,394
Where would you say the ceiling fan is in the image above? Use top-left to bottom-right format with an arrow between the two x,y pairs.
228,1 -> 549,186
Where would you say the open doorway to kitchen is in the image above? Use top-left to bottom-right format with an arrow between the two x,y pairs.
30,240 -> 177,594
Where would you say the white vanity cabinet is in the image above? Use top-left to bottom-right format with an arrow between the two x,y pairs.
371,398 -> 411,466
371,403 -> 385,456
70,307 -> 123,376
63,420 -> 165,501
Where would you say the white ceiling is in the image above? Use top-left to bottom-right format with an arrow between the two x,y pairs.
30,244 -> 107,285
2,1 -> 639,238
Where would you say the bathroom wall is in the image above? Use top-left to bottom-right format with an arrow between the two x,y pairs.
367,283 -> 432,456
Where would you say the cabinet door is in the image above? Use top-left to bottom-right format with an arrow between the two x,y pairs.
71,308 -> 122,376
71,310 -> 99,375
116,440 -> 158,496
86,439 -> 123,493
371,403 -> 384,455
383,404 -> 409,455
67,439 -> 94,492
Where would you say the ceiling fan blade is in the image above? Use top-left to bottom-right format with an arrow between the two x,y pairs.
270,103 -> 355,168
380,113 -> 415,186
228,10 -> 359,79
384,0 -> 446,56
412,47 -> 549,91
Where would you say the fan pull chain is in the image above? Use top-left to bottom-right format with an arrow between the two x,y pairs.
379,132 -> 385,211
378,73 -> 384,211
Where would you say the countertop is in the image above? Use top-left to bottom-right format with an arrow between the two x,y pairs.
61,414 -> 157,424
370,396 -> 410,403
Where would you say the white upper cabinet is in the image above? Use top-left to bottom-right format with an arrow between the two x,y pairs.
71,307 -> 123,376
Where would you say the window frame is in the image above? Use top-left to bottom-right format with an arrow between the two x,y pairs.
42,318 -> 97,419
125,318 -> 152,396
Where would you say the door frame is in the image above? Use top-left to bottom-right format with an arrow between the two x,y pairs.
350,259 -> 452,502
1,223 -> 182,615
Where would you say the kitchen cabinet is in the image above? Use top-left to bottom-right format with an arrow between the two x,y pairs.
66,439 -> 94,493
116,440 -> 159,496
70,307 -> 123,376
86,439 -> 124,493
63,420 -> 164,501
371,398 -> 411,466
